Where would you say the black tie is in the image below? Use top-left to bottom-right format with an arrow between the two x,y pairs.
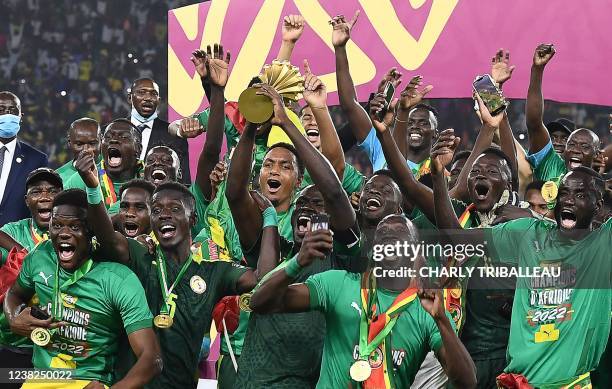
0,146 -> 6,176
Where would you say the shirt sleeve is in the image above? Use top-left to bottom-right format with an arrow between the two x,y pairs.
189,184 -> 211,237
304,270 -> 348,312
195,108 -> 241,150
110,271 -> 153,334
357,127 -> 385,171
529,142 -> 566,182
214,261 -> 249,297
341,163 -> 366,195
526,140 -> 553,169
126,238 -> 152,275
0,221 -> 20,263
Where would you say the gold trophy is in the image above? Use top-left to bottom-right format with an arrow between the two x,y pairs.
238,60 -> 304,123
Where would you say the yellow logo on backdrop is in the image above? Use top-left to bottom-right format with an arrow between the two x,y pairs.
168,0 -> 458,117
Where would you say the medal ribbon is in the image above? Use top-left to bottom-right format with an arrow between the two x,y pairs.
98,160 -> 117,206
52,258 -> 94,321
155,248 -> 194,316
30,220 -> 48,245
458,203 -> 476,228
415,158 -> 431,180
357,272 -> 418,389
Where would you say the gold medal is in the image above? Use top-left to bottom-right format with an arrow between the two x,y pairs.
31,327 -> 51,346
239,293 -> 252,312
349,359 -> 372,382
189,275 -> 206,294
541,181 -> 558,203
154,314 -> 173,328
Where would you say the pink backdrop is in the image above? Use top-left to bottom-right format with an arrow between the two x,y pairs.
168,0 -> 612,178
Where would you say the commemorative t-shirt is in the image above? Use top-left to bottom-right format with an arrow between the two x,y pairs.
305,270 -> 454,388
485,218 -> 611,387
527,141 -> 567,182
16,241 -> 152,385
0,218 -> 49,349
300,162 -> 365,196
235,238 -> 362,388
124,239 -> 248,389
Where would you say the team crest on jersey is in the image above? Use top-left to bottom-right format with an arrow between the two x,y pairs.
190,275 -> 206,294
62,293 -> 78,308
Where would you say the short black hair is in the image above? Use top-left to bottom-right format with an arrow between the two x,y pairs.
266,142 -> 305,179
119,179 -> 156,199
153,182 -> 195,212
104,118 -> 142,145
478,147 -> 518,190
130,77 -> 157,91
52,189 -> 88,220
68,117 -> 100,137
525,180 -> 545,193
451,150 -> 472,165
563,166 -> 605,200
372,168 -> 396,181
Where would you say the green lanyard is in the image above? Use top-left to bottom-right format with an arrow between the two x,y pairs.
155,249 -> 194,315
52,258 -> 93,320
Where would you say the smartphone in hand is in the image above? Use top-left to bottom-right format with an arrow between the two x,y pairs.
473,74 -> 507,116
30,306 -> 50,320
310,214 -> 329,232
377,82 -> 396,122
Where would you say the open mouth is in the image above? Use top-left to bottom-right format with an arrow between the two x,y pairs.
409,132 -> 423,142
58,243 -> 76,261
123,221 -> 140,237
474,182 -> 490,201
38,207 -> 52,221
553,144 -> 565,153
568,157 -> 582,169
151,169 -> 167,185
159,224 -> 177,239
306,128 -> 320,138
266,178 -> 282,194
296,214 -> 312,235
560,209 -> 577,229
141,103 -> 155,112
365,197 -> 382,212
107,147 -> 123,168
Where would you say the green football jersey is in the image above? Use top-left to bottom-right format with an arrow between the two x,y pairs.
305,270 -> 454,388
486,218 -> 611,387
0,218 -> 48,349
124,239 -> 248,389
55,161 -> 77,184
16,241 -> 152,385
189,184 -> 211,238
236,239 -> 362,388
300,162 -> 365,195
533,146 -> 567,182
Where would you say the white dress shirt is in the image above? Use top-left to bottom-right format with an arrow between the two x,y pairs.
0,138 -> 17,204
130,117 -> 153,161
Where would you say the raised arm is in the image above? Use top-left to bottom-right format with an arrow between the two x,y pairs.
191,44 -> 231,200
276,15 -> 304,61
235,191 -> 282,293
225,122 -> 263,250
371,92 -> 458,223
302,59 -> 345,180
332,11 -> 372,143
449,95 -> 503,202
491,49 -> 519,189
526,44 -> 555,154
74,150 -> 131,263
418,289 -> 476,389
256,84 -> 357,232
113,328 -> 162,389
250,229 -> 333,313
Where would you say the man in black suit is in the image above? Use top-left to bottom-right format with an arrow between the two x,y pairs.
0,91 -> 48,226
128,77 -> 191,184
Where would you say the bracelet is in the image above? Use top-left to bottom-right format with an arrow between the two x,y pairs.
86,185 -> 103,205
262,207 -> 278,228
395,117 -> 407,123
284,255 -> 302,278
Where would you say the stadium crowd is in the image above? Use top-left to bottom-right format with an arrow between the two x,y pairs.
0,6 -> 611,389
